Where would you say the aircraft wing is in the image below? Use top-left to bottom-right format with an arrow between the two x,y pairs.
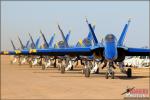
1,50 -> 16,55
123,47 -> 150,56
29,47 -> 94,56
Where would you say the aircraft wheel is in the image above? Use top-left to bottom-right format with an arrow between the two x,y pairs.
95,68 -> 99,74
70,65 -> 73,70
42,64 -> 46,70
127,68 -> 132,78
82,68 -> 85,74
10,61 -> 13,64
105,72 -> 109,79
29,61 -> 32,68
57,65 -> 60,70
111,71 -> 115,79
85,67 -> 90,77
61,65 -> 65,74
54,60 -> 56,68
19,61 -> 21,66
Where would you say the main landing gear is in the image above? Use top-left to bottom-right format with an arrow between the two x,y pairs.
119,62 -> 132,78
83,61 -> 92,77
60,61 -> 65,74
105,62 -> 115,79
126,68 -> 132,78
59,59 -> 66,74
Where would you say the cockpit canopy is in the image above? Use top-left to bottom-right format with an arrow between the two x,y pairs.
105,34 -> 116,42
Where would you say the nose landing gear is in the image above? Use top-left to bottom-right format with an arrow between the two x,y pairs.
105,62 -> 115,79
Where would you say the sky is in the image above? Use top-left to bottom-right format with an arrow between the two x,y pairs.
1,1 -> 149,50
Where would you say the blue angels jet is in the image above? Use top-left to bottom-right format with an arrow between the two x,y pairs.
40,30 -> 55,49
9,33 -> 41,65
39,29 -> 71,69
28,18 -> 150,79
39,30 -> 56,69
55,24 -> 97,72
9,36 -> 30,64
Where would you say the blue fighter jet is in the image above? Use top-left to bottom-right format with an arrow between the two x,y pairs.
29,19 -> 150,79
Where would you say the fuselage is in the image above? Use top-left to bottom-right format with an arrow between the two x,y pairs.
104,34 -> 118,61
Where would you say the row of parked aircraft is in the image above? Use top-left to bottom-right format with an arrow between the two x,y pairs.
1,18 -> 150,79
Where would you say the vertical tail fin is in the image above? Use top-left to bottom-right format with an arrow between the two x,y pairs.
25,39 -> 30,49
58,24 -> 69,48
76,39 -> 83,47
18,36 -> 24,49
65,30 -> 71,42
87,25 -> 95,40
86,18 -> 98,46
35,36 -> 40,49
29,33 -> 36,49
117,19 -> 131,46
10,39 -> 16,50
48,33 -> 55,48
40,30 -> 49,48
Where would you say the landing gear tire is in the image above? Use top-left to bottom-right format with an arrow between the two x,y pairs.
10,61 -> 13,64
105,72 -> 109,79
54,59 -> 57,68
70,65 -> 73,70
42,64 -> 46,70
95,68 -> 99,74
29,61 -> 32,68
82,68 -> 85,74
85,67 -> 90,77
58,65 -> 60,70
127,68 -> 132,78
61,65 -> 65,74
111,71 -> 115,79
19,61 -> 21,66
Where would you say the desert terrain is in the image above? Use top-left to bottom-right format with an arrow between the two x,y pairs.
1,55 -> 149,99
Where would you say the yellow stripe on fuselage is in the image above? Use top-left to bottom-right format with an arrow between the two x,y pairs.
29,49 -> 37,53
15,50 -> 21,54
3,51 -> 9,55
